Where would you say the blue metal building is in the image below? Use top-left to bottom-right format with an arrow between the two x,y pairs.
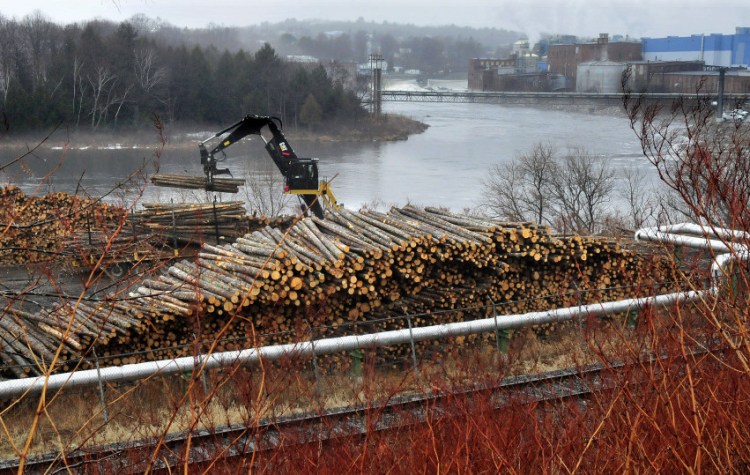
642,27 -> 750,67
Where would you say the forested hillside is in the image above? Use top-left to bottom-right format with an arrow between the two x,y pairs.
0,15 -> 365,132
0,13 -> 522,133
136,16 -> 522,73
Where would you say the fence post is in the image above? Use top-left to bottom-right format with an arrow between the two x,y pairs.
351,349 -> 364,379
626,309 -> 639,329
92,347 -> 109,423
310,326 -> 321,392
406,315 -> 420,378
489,298 -> 508,354
574,280 -> 585,334
674,244 -> 683,267
200,368 -> 209,395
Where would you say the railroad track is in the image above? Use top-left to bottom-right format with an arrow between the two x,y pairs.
6,335 -> 724,474
2,360 -> 625,474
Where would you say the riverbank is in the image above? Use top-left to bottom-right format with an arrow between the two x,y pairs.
285,114 -> 429,142
0,114 -> 428,151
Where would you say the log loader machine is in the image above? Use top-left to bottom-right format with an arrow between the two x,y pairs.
198,115 -> 339,219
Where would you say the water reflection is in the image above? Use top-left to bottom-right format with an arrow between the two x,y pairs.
0,102 -> 654,212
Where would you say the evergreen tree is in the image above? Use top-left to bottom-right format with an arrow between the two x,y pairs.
299,93 -> 322,129
0,19 -> 367,132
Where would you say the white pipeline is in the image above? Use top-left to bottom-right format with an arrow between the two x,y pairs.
655,223 -> 750,242
0,290 -> 703,400
635,228 -> 734,253
0,223 -> 742,400
635,224 -> 749,293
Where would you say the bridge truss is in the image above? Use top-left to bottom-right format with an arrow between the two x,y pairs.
381,90 -> 745,107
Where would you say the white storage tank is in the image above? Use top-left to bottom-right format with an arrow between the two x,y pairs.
576,61 -> 629,93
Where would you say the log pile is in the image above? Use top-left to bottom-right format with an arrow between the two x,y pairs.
0,205 -> 679,376
0,304 -> 139,378
0,186 -> 126,264
63,227 -> 176,272
130,201 -> 248,245
129,202 -> 297,245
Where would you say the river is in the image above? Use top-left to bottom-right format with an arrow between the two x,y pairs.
0,93 -> 657,214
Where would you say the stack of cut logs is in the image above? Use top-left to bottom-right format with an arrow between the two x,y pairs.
130,201 -> 248,245
0,205 -> 679,377
0,186 -> 126,264
0,305 -> 140,378
63,226 -> 175,271
129,202 -> 296,245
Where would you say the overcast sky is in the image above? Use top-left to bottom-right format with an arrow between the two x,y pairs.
1,0 -> 747,40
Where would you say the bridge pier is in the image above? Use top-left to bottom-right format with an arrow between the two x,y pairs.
369,54 -> 385,117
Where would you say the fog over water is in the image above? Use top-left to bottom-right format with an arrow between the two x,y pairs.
1,97 -> 658,214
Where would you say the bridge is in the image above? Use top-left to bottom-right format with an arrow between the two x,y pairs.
380,90 -> 746,106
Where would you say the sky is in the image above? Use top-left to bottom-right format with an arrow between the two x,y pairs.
0,0 -> 748,40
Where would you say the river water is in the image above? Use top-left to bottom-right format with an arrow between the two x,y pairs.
0,94 -> 657,213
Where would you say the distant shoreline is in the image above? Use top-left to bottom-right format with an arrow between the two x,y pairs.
0,114 -> 429,151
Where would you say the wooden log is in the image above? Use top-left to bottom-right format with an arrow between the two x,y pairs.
150,174 -> 245,193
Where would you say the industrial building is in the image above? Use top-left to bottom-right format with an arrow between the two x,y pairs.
547,34 -> 642,88
469,29 -> 750,94
468,58 -> 518,90
468,58 -> 563,92
642,27 -> 750,67
637,68 -> 750,95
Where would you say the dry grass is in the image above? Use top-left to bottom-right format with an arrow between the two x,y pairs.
0,322 -> 601,461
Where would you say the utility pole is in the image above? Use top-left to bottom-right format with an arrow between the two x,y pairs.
717,67 -> 727,119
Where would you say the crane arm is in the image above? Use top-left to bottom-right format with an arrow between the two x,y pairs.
199,115 -> 327,218
200,115 -> 299,178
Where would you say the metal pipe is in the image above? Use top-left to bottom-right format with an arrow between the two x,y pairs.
635,223 -> 750,294
0,289 -> 703,400
635,228 -> 735,252
650,223 -> 750,241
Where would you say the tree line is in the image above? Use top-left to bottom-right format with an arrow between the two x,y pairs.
139,16 -> 520,74
275,30 -> 486,75
0,13 -> 366,133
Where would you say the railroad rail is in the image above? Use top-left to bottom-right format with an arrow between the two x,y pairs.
10,337 -> 720,474
2,361 -> 623,473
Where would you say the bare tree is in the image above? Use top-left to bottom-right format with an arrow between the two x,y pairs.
618,167 -> 658,229
483,144 -> 615,234
112,83 -> 133,127
134,48 -> 167,95
87,66 -> 117,129
20,11 -> 56,92
548,148 -> 615,234
243,170 -> 291,217
0,15 -> 20,105
326,60 -> 351,88
72,57 -> 87,127
482,143 -> 556,225
624,77 -> 750,231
